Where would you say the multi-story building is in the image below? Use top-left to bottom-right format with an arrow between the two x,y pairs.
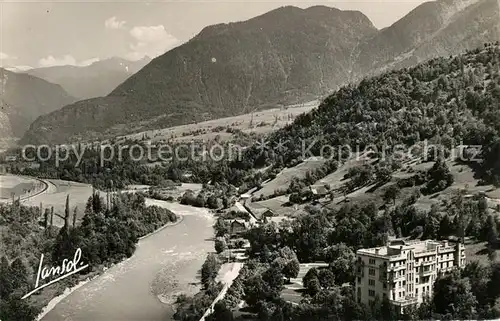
355,239 -> 466,313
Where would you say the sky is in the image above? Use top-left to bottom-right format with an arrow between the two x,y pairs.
0,0 -> 429,70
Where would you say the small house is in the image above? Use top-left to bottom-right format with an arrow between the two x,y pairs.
230,219 -> 250,236
309,184 -> 330,197
240,193 -> 252,200
263,216 -> 289,225
245,203 -> 275,221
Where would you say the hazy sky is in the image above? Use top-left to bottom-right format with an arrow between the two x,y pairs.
0,0 -> 428,69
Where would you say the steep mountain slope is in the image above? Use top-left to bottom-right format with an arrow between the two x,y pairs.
0,68 -> 76,146
21,6 -> 377,144
25,57 -> 151,100
355,0 -> 499,74
258,43 -> 500,184
22,1 -> 499,145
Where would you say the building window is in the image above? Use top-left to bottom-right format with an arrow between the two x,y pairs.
416,278 -> 419,284
357,277 -> 361,283
369,268 -> 376,276
369,279 -> 375,286
416,288 -> 418,295
369,258 -> 376,265
369,290 -> 375,297
383,283 -> 387,289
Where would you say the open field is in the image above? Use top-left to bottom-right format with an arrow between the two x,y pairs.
22,179 -> 95,226
465,240 -> 500,265
281,263 -> 329,304
255,157 -> 326,198
244,150 -> 500,219
413,160 -> 500,212
0,174 -> 45,200
5,179 -> 205,227
128,183 -> 203,200
314,154 -> 376,191
118,101 -> 319,144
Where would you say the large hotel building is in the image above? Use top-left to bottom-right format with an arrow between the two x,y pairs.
355,239 -> 466,312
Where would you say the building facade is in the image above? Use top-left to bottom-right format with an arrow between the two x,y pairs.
355,239 -> 466,312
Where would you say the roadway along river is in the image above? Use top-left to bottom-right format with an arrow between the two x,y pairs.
40,199 -> 214,321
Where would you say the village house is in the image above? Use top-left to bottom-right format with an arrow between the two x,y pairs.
244,202 -> 275,221
263,216 -> 289,225
309,184 -> 331,197
232,202 -> 257,224
229,219 -> 251,236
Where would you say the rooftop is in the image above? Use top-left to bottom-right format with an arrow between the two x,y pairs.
357,239 -> 459,258
265,216 -> 289,224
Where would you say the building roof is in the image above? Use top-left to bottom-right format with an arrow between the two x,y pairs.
231,219 -> 251,229
230,202 -> 257,223
310,184 -> 330,195
357,239 -> 460,258
245,203 -> 272,220
265,216 -> 289,225
233,202 -> 249,213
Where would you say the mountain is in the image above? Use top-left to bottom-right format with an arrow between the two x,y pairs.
0,68 -> 76,147
25,56 -> 151,100
22,1 -> 499,145
256,43 -> 500,185
355,0 -> 500,74
22,6 -> 378,144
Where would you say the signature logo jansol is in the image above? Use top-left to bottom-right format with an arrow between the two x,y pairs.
22,248 -> 88,299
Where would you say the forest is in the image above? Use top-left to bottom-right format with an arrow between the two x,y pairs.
6,44 -> 499,201
0,193 -> 177,321
175,188 -> 500,321
3,43 -> 500,320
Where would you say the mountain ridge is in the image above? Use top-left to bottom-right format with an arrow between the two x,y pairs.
0,68 -> 76,147
25,56 -> 152,100
21,1 -> 500,145
22,5 -> 378,145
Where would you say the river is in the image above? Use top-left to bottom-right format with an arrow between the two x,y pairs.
39,200 -> 214,321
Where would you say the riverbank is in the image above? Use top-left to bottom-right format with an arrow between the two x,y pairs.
34,208 -> 184,320
38,201 -> 214,321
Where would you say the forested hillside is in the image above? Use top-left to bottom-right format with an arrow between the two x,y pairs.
0,68 -> 75,146
251,43 -> 500,186
22,0 -> 499,145
0,193 -> 177,320
21,6 -> 377,144
14,44 -> 500,193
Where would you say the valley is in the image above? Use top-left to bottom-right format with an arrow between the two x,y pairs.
37,199 -> 214,321
1,1 -> 500,321
19,0 -> 499,146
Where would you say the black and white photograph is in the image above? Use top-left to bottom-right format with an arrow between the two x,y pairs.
1,0 -> 500,320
